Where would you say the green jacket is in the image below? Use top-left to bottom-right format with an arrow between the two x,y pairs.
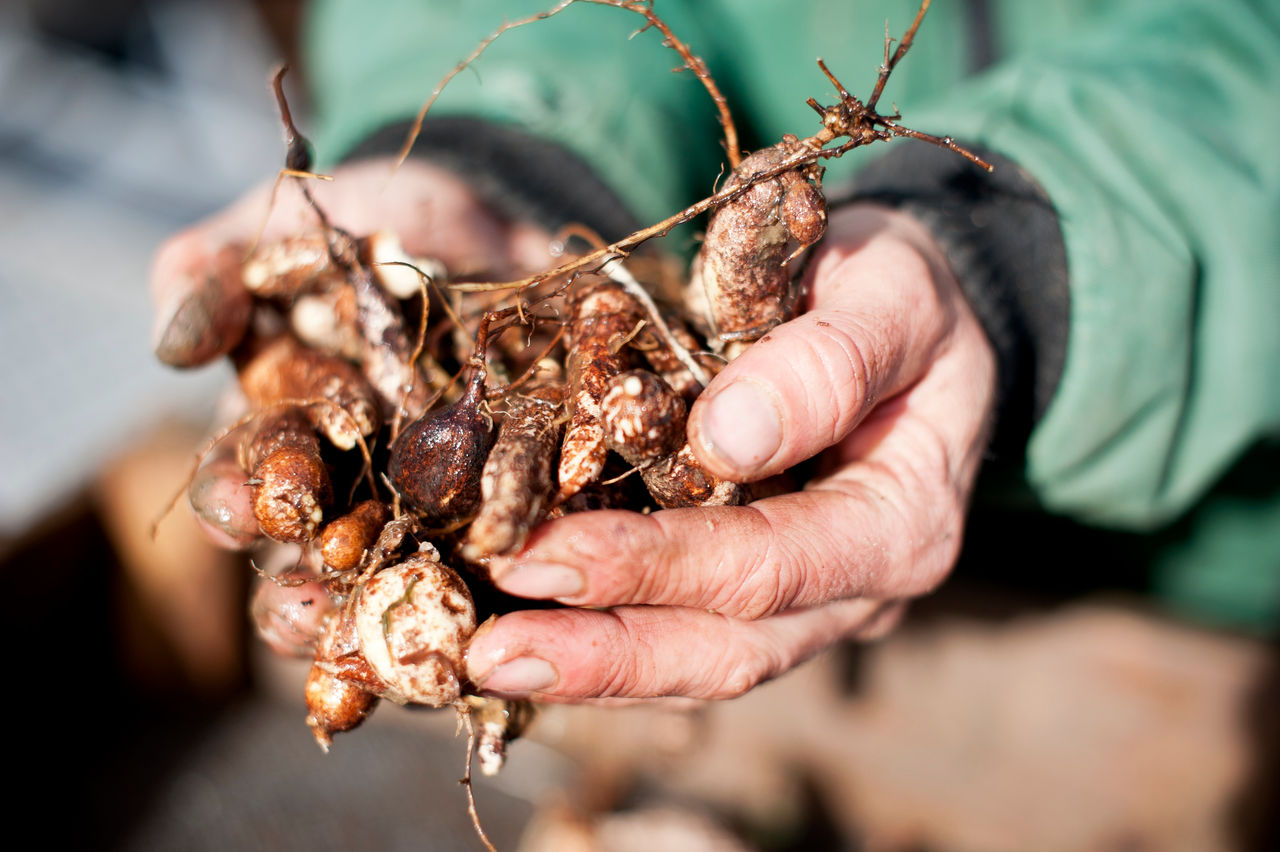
304,0 -> 1280,631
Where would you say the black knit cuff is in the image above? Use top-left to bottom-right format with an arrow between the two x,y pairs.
841,140 -> 1070,459
346,117 -> 643,244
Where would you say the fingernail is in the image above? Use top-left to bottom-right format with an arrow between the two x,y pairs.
153,275 -> 215,365
189,461 -> 259,549
494,561 -> 584,600
153,246 -> 251,367
698,380 -> 782,473
474,656 -> 558,696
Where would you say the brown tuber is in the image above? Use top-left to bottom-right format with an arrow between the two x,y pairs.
237,334 -> 381,450
319,499 -> 392,573
557,280 -> 644,502
306,609 -> 380,751
304,664 -> 379,752
642,444 -> 747,509
601,369 -> 687,466
242,234 -> 342,299
462,380 -> 567,562
245,407 -> 333,543
467,696 -> 535,777
686,138 -> 826,360
291,286 -> 362,360
599,370 -> 745,508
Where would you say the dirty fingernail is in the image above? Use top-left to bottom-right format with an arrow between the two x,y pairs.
153,275 -> 215,365
698,380 -> 782,473
494,561 -> 584,600
153,246 -> 251,367
474,656 -> 558,696
189,458 -> 259,549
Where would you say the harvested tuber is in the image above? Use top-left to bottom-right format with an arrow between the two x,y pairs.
353,544 -> 476,707
556,280 -> 644,502
601,369 -> 687,467
244,406 -> 333,543
306,607 -> 380,751
237,334 -> 381,450
462,380 -> 567,562
388,315 -> 496,529
242,233 -> 341,299
687,138 -> 826,359
319,499 -> 392,573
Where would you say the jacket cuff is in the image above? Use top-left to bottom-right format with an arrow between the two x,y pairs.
345,117 -> 643,244
842,141 -> 1070,458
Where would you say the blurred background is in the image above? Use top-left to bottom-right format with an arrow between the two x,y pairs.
1,1 -> 1277,849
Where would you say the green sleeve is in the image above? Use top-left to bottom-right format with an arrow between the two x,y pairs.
304,0 -> 725,224
907,0 -> 1280,529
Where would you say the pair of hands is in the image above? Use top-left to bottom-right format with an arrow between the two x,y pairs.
152,158 -> 996,704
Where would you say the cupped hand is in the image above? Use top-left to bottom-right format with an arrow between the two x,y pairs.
467,205 -> 998,702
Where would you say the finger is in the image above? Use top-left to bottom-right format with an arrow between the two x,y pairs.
488,320 -> 994,615
489,462 -> 942,617
466,597 -> 898,702
189,453 -> 259,550
150,175 -> 302,366
687,206 -> 959,481
151,239 -> 253,367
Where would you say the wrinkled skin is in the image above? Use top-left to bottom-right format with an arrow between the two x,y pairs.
155,159 -> 996,704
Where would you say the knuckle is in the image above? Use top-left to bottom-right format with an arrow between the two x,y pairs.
558,512 -> 660,601
705,645 -> 776,700
595,614 -> 658,698
803,316 -> 875,442
712,507 -> 808,619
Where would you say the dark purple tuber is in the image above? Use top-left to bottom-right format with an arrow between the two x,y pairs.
388,316 -> 496,528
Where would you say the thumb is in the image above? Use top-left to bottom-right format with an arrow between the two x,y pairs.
687,207 -> 956,481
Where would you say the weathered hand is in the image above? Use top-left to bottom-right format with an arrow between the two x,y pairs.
467,205 -> 997,702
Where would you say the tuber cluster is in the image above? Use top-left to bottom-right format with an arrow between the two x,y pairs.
209,207 -> 756,756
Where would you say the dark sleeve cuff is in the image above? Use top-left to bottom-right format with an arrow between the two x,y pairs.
840,140 -> 1070,458
346,117 -> 643,244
